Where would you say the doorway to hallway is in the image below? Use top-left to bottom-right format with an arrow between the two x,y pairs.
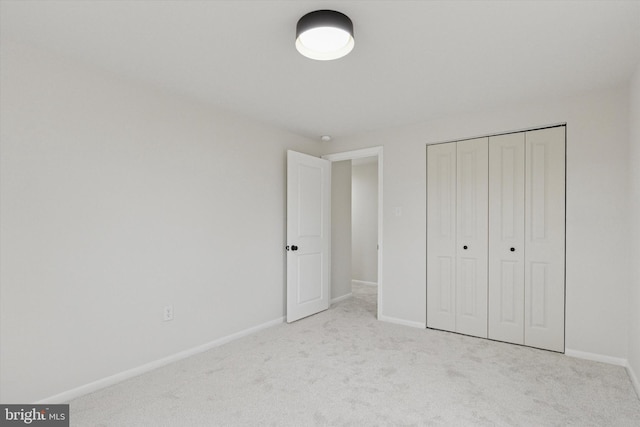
323,147 -> 383,319
351,156 -> 378,318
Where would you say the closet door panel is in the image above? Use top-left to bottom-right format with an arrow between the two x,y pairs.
488,133 -> 525,344
455,138 -> 488,338
427,143 -> 457,332
524,127 -> 565,352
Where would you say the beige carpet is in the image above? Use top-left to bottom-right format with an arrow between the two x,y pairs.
69,283 -> 640,426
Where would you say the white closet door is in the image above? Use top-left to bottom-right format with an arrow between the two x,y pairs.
524,127 -> 565,352
427,142 -> 457,332
488,133 -> 525,344
455,138 -> 489,338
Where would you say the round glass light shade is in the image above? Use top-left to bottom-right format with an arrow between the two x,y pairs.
296,10 -> 354,61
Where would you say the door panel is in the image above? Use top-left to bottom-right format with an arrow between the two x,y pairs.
524,127 -> 565,352
427,143 -> 457,332
297,253 -> 323,304
488,133 -> 525,344
298,165 -> 323,236
459,257 -> 478,316
455,138 -> 488,338
436,256 -> 454,311
287,151 -> 330,323
529,262 -> 549,327
499,260 -> 519,322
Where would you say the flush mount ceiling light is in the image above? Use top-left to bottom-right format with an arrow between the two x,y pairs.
295,10 -> 354,61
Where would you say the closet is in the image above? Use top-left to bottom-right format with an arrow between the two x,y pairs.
426,126 -> 565,352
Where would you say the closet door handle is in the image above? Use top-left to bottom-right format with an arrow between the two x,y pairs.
510,247 -> 515,252
463,245 -> 468,250
291,245 -> 299,251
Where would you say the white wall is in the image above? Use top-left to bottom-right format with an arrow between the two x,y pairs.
331,160 -> 352,300
629,62 -> 640,393
0,41 -> 319,403
323,85 -> 632,359
2,38 -> 636,404
352,161 -> 378,283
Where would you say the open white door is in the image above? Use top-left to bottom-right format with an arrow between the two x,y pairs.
287,150 -> 331,323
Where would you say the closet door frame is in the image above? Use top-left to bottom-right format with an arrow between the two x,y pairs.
426,124 -> 566,353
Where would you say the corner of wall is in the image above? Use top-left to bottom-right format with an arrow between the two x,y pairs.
628,61 -> 640,400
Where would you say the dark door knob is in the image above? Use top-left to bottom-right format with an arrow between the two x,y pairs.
463,245 -> 468,250
291,245 -> 298,251
510,247 -> 515,252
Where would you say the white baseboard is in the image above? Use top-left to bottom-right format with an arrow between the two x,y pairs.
565,348 -> 640,400
35,316 -> 285,404
379,315 -> 426,329
564,348 -> 628,367
628,362 -> 640,400
331,292 -> 352,305
352,280 -> 377,287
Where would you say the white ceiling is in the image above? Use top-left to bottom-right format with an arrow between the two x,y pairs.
2,1 -> 639,140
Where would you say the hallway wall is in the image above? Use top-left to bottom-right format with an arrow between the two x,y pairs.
352,160 -> 378,284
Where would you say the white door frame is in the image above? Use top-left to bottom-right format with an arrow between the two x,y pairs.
322,147 -> 383,320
